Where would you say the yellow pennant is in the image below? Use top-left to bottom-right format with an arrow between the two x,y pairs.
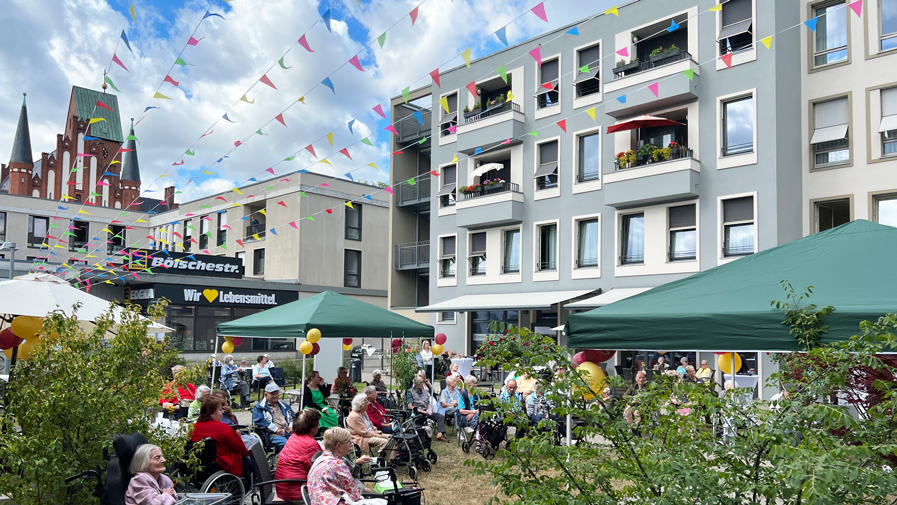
78,209 -> 91,215
368,162 -> 379,170
101,228 -> 112,233
202,170 -> 216,175
326,132 -> 334,147
506,91 -> 515,101
345,202 -> 354,209
761,36 -> 772,49
54,244 -> 65,249
95,265 -> 105,271
153,92 -> 173,100
159,174 -> 167,178
259,210 -> 267,217
604,6 -> 619,16
61,195 -> 73,200
232,187 -> 243,195
320,158 -> 332,166
105,280 -> 114,285
89,118 -> 106,124
438,97 -> 450,114
136,219 -> 147,223
297,97 -> 306,104
86,255 -> 96,258
586,108 -> 596,121
461,48 -> 472,68
240,94 -> 255,104
709,3 -> 722,11
175,243 -> 184,249
110,160 -> 121,165
159,229 -> 167,234
129,2 -> 136,24
452,154 -> 458,163
159,238 -> 170,245
231,203 -> 241,207
253,234 -> 260,241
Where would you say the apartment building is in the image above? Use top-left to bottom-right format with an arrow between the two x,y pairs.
386,0 -> 803,397
800,0 -> 897,233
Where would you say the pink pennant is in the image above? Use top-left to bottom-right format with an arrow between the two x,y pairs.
429,68 -> 441,87
529,46 -> 542,66
720,53 -> 733,69
305,145 -> 317,158
202,216 -> 214,221
135,115 -> 147,125
112,53 -> 129,72
202,250 -> 210,254
616,47 -> 629,58
201,130 -> 214,138
131,273 -> 140,280
385,125 -> 399,135
277,201 -> 288,207
97,181 -> 110,186
321,183 -> 330,187
410,6 -> 419,25
501,138 -> 511,144
222,225 -> 232,231
448,125 -> 457,133
557,119 -> 567,133
465,82 -> 477,98
234,140 -> 242,147
187,36 -> 205,46
280,178 -> 291,182
648,82 -> 659,98
275,113 -> 287,127
339,148 -> 352,160
76,153 -> 94,157
173,160 -> 184,166
373,104 -> 386,119
849,0 -> 862,17
348,55 -> 364,72
264,168 -> 275,176
259,74 -> 277,90
531,2 -> 548,22
298,34 -> 314,52
384,187 -> 394,195
163,75 -> 179,87
289,221 -> 298,229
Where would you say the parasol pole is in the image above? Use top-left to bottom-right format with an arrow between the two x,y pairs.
212,335 -> 218,388
300,352 -> 307,408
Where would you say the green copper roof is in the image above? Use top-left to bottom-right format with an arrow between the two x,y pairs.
71,86 -> 123,143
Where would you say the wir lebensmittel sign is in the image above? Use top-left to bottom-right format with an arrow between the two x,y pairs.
125,249 -> 244,279
125,284 -> 299,307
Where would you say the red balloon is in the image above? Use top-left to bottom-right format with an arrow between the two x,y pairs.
713,352 -> 729,355
392,338 -> 402,347
311,342 -> 321,356
342,338 -> 353,346
0,328 -> 24,350
435,333 -> 447,345
231,337 -> 243,347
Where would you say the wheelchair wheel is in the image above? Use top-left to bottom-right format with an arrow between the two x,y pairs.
418,459 -> 431,473
200,470 -> 245,505
461,441 -> 470,453
408,465 -> 418,481
484,446 -> 496,460
426,449 -> 437,464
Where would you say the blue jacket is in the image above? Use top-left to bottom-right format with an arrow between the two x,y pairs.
221,363 -> 242,390
252,398 -> 295,433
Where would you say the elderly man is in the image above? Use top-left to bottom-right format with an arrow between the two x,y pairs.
625,370 -> 648,397
682,365 -> 705,384
252,382 -> 296,451
407,375 -> 449,442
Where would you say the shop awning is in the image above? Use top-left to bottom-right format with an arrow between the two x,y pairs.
533,162 -> 559,178
718,19 -> 752,40
566,287 -> 653,309
810,124 -> 848,144
416,289 -> 595,313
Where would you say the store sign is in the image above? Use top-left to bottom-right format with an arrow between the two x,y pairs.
124,287 -> 155,302
137,284 -> 299,307
126,249 -> 244,279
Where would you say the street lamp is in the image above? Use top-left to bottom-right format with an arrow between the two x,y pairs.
0,242 -> 19,280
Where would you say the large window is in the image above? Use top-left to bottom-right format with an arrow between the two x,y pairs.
575,44 -> 601,98
253,248 -> 265,275
718,0 -> 753,54
469,232 -> 486,276
471,310 -> 518,353
199,217 -> 210,249
217,212 -> 226,247
439,93 -> 458,137
537,223 -> 557,271
577,132 -> 600,182
167,306 -> 272,352
874,193 -> 897,227
440,236 -> 456,278
346,204 -> 362,241
813,1 -> 848,67
535,141 -> 559,189
27,215 -> 48,248
536,58 -> 559,109
722,95 -> 754,156
183,219 -> 193,252
668,204 -> 697,261
576,218 -> 599,268
723,196 -> 755,256
503,229 -> 520,273
880,87 -> 897,157
620,213 -> 645,265
815,198 -> 850,232
108,225 -> 125,254
69,221 -> 89,252
0,213 -> 6,243
437,165 -> 457,207
811,97 -> 850,168
344,250 -> 361,287
883,0 -> 897,50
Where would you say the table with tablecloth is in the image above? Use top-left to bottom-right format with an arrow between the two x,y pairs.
724,374 -> 760,390
451,357 -> 474,378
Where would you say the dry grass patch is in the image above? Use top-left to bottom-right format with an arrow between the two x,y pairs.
403,437 -> 507,505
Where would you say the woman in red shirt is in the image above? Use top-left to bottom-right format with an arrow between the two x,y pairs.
274,409 -> 322,501
191,396 -> 250,478
364,386 -> 393,434
159,366 -> 196,419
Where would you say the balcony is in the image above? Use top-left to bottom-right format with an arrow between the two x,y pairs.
245,224 -> 266,242
613,146 -> 695,171
456,102 -> 525,154
612,49 -> 692,80
606,63 -> 699,118
396,108 -> 431,144
396,175 -> 431,208
395,241 -> 429,271
604,156 -> 701,209
458,181 -> 519,201
456,183 -> 524,230
462,101 -> 521,125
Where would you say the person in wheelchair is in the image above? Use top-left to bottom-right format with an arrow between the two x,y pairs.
191,396 -> 253,479
307,427 -> 373,505
364,386 -> 393,435
369,370 -> 395,410
209,390 -> 258,449
275,409 -> 323,501
221,354 -> 251,408
187,385 -> 212,422
457,375 -> 481,433
159,365 -> 196,419
125,444 -> 178,505
252,382 -> 295,452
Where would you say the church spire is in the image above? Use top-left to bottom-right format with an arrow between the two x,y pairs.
9,93 -> 33,165
121,118 -> 140,184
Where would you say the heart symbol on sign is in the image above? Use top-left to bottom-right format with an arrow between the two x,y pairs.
202,289 -> 219,303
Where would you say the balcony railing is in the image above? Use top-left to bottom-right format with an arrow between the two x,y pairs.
396,175 -> 431,207
612,50 -> 692,79
463,101 -> 521,125
246,224 -> 266,242
396,108 -> 432,143
614,146 -> 694,171
395,241 -> 430,270
458,182 -> 520,201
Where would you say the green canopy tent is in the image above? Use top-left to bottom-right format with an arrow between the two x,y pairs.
566,220 -> 897,352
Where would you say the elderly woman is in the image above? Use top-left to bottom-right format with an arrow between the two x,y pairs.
655,356 -> 670,373
449,362 -> 463,380
222,355 -> 251,408
187,385 -> 211,421
302,370 -> 339,429
364,386 -> 392,434
346,393 -> 389,456
125,444 -> 177,505
252,355 -> 274,391
191,396 -> 251,478
370,369 -> 394,409
275,409 -> 323,501
159,365 -> 196,419
440,376 -> 461,421
676,357 -> 689,375
307,428 -> 373,505
457,375 -> 480,432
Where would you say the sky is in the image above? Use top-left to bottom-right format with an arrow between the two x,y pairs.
0,0 -> 613,203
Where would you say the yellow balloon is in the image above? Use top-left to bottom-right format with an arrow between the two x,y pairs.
224,336 -> 234,342
12,316 -> 43,340
3,339 -> 36,360
307,328 -> 322,344
431,343 -> 444,355
300,341 -> 314,355
576,361 -> 607,400
221,341 -> 234,354
657,351 -> 667,354
342,343 -> 352,351
717,353 -> 743,375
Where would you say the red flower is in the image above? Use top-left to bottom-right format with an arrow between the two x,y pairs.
523,342 -> 529,347
489,342 -> 494,346
499,337 -> 504,342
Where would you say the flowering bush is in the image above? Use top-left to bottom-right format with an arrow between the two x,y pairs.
668,141 -> 679,149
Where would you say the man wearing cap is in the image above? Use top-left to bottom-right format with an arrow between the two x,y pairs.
252,383 -> 295,451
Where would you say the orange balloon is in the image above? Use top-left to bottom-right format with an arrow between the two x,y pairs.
3,339 -> 36,360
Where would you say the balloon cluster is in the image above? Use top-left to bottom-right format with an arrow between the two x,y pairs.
432,333 -> 447,356
220,337 -> 244,354
571,349 -> 614,400
342,338 -> 354,352
1,316 -> 44,360
300,328 -> 322,356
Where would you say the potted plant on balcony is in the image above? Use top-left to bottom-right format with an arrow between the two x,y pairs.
679,144 -> 693,159
463,102 -> 482,120
612,58 -> 639,76
615,151 -> 629,170
637,144 -> 657,165
668,141 -> 680,159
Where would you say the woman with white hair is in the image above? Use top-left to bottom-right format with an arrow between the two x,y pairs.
124,444 -> 177,505
346,393 -> 389,456
187,385 -> 212,421
222,355 -> 251,408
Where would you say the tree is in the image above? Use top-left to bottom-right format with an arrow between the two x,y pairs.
467,292 -> 897,504
0,301 -> 195,505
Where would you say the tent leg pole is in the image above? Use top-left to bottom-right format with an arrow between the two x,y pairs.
300,353 -> 307,408
213,336 -> 218,387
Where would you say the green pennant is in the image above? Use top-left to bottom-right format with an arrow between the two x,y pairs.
377,32 -> 387,48
402,87 -> 410,104
146,269 -> 155,275
49,224 -> 61,228
175,191 -> 183,194
497,65 -> 507,83
205,231 -> 213,237
77,249 -> 87,254
130,242 -> 140,247
264,186 -> 274,190
284,155 -> 296,161
256,129 -> 266,135
120,212 -> 129,216
299,192 -> 307,197
578,64 -> 590,74
220,245 -> 227,250
407,178 -> 416,186
186,225 -> 197,231
104,76 -> 121,92
127,134 -> 139,141
307,216 -> 315,221
185,149 -> 195,155
418,137 -> 427,144
278,56 -> 291,70
71,167 -> 79,173
200,205 -> 210,209
683,68 -> 694,81
64,232 -> 77,237
174,57 -> 192,66
527,131 -> 539,137
90,192 -> 101,197
360,137 -> 374,147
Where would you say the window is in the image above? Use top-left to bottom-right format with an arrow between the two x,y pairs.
535,141 -> 559,189
813,1 -> 848,67
440,236 -> 456,278
815,198 -> 850,232
503,229 -> 520,273
236,251 -> 246,267
469,233 -> 487,275
668,204 -> 697,261
722,96 -> 754,156
577,133 -> 600,182
439,311 -> 455,322
620,213 -> 645,264
883,0 -> 897,50
68,221 -> 89,252
253,249 -> 265,275
345,204 -> 362,241
217,212 -> 226,247
0,212 -> 6,242
183,219 -> 193,252
718,0 -> 753,54
438,165 -> 457,207
439,93 -> 458,137
811,97 -> 850,168
199,217 -> 210,249
576,218 -> 600,268
723,196 -> 755,256
537,223 -> 557,271
344,250 -> 361,287
536,58 -> 559,109
471,310 -> 518,353
107,225 -> 125,254
575,44 -> 601,97
880,88 -> 897,157
874,193 -> 897,227
27,216 -> 48,248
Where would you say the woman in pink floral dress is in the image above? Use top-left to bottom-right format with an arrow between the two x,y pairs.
307,427 -> 373,505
